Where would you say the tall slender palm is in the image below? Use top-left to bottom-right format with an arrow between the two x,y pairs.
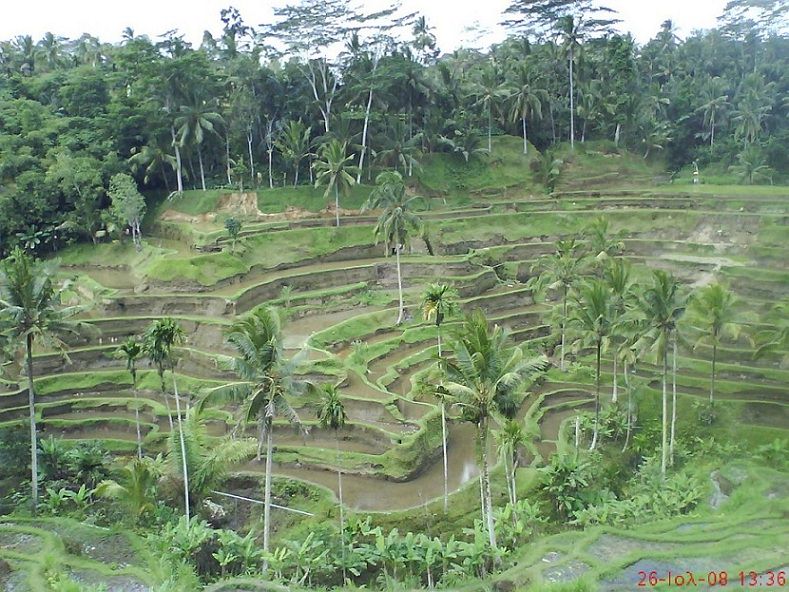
528,238 -> 586,371
313,140 -> 359,227
200,307 -> 306,554
586,217 -> 624,272
363,171 -> 427,325
375,117 -> 422,177
421,283 -> 459,513
116,338 -> 144,459
175,102 -> 224,191
634,271 -> 685,477
473,65 -> 507,153
686,284 -> 744,408
569,280 -> 612,450
143,318 -> 190,519
605,259 -> 636,403
128,143 -> 177,191
495,419 -> 526,511
695,76 -> 729,147
275,120 -> 312,187
0,248 -> 83,511
508,65 -> 547,154
441,310 -> 546,552
316,384 -> 348,580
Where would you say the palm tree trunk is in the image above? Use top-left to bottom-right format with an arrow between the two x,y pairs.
395,245 -> 404,325
569,47 -> 575,149
26,334 -> 38,512
172,370 -> 190,520
268,149 -> 274,189
623,358 -> 632,453
522,116 -> 528,154
198,146 -> 206,191
612,349 -> 618,403
560,286 -> 567,371
661,347 -> 668,478
334,185 -> 340,228
479,418 -> 497,551
590,342 -> 601,450
488,105 -> 492,153
357,88 -> 373,184
225,134 -> 232,185
614,122 -> 621,147
171,126 -> 183,194
550,102 -> 557,144
669,335 -> 678,466
263,423 -> 273,555
441,400 -> 448,514
132,369 -> 142,459
294,165 -> 299,188
710,340 -> 717,406
247,130 -> 255,182
333,436 -> 346,582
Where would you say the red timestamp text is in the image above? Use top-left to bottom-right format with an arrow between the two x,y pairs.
637,569 -> 786,587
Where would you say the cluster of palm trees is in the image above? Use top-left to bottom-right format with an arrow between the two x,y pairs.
528,223 -> 751,479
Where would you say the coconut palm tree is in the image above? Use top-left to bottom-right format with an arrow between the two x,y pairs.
495,419 -> 526,511
313,139 -> 359,227
605,259 -> 636,403
164,409 -> 255,512
508,65 -> 547,154
569,280 -> 612,450
95,455 -> 163,524
473,65 -> 507,153
634,270 -> 685,477
316,383 -> 348,580
116,338 -> 144,458
275,120 -> 312,187
175,102 -> 224,191
695,76 -> 729,147
128,143 -> 177,191
200,307 -> 307,554
441,310 -> 546,551
363,171 -> 428,325
527,238 -> 586,371
421,283 -> 459,513
586,217 -> 624,273
143,318 -> 190,519
0,248 -> 83,511
686,284 -> 745,408
754,300 -> 788,365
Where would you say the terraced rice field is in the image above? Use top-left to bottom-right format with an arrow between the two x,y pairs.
0,188 -> 786,513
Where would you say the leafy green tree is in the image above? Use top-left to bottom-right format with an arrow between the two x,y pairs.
473,64 -> 508,153
116,338 -> 144,458
144,318 -> 191,519
313,140 -> 359,227
200,307 -> 306,554
128,143 -> 177,192
569,280 -> 612,450
363,171 -> 427,325
108,174 -> 146,251
224,217 -> 242,253
0,248 -> 83,511
441,309 -> 546,552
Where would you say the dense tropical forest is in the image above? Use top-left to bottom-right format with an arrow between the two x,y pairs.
0,0 -> 787,591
